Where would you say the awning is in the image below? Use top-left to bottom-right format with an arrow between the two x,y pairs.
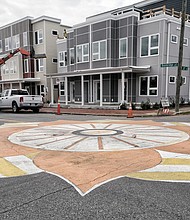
46,65 -> 151,78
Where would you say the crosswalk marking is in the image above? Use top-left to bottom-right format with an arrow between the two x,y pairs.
0,155 -> 42,177
0,158 -> 26,177
126,150 -> 190,182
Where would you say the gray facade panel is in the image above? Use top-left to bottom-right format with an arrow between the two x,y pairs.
92,60 -> 107,69
76,62 -> 90,70
119,26 -> 128,38
76,34 -> 89,44
92,21 -> 107,31
92,30 -> 107,42
76,26 -> 89,35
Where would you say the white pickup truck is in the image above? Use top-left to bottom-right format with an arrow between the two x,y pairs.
0,89 -> 43,113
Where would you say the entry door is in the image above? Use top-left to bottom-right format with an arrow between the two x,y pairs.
93,80 -> 100,103
70,82 -> 75,102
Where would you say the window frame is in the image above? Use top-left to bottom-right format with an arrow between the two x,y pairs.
59,51 -> 67,67
171,35 -> 178,44
119,37 -> 128,59
76,43 -> 89,63
140,34 -> 159,57
23,32 -> 28,47
35,29 -> 43,45
36,58 -> 44,72
183,38 -> 188,46
12,34 -> 20,49
92,40 -> 107,61
139,75 -> 158,96
24,59 -> 29,73
69,48 -> 74,65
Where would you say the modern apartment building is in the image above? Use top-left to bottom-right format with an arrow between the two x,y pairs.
48,0 -> 190,107
0,16 -> 70,101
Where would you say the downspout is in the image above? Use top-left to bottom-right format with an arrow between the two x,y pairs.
165,20 -> 171,98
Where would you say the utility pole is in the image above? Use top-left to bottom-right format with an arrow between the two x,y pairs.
175,0 -> 187,113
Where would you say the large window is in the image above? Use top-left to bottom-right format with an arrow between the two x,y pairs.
5,37 -> 12,51
12,34 -> 20,49
23,32 -> 28,46
59,51 -> 67,67
36,58 -> 44,72
24,59 -> 29,73
70,48 -> 74,64
10,61 -> 16,74
35,30 -> 43,44
119,38 -> 127,58
141,34 -> 159,57
140,75 -> 158,96
76,44 -> 89,63
92,40 -> 107,60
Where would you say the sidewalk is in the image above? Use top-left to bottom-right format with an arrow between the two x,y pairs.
41,105 -> 190,117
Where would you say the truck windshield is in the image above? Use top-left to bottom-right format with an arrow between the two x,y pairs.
11,90 -> 29,95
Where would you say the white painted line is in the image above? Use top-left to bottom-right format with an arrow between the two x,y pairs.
157,150 -> 190,159
142,165 -> 190,172
5,155 -> 43,174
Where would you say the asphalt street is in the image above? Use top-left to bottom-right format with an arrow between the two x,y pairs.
0,112 -> 190,219
0,172 -> 190,220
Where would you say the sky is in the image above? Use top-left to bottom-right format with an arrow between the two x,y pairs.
2,0 -> 141,27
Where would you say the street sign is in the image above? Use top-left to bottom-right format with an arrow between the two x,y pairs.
160,63 -> 188,70
160,63 -> 178,67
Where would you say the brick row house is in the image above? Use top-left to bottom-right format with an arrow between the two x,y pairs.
47,0 -> 190,107
0,16 -> 70,102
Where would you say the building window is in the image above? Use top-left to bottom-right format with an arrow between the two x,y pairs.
181,76 -> 186,85
141,34 -> 159,57
35,30 -> 43,44
23,32 -> 28,46
183,38 -> 188,46
70,48 -> 74,65
12,34 -> 20,49
140,75 -> 158,96
60,81 -> 65,96
10,61 -> 16,74
36,58 -> 44,72
0,40 -> 2,53
59,51 -> 67,67
76,43 -> 89,63
24,59 -> 29,73
169,76 -> 176,84
119,38 -> 127,58
92,40 -> 107,61
37,84 -> 45,96
5,37 -> 12,51
52,30 -> 58,36
171,35 -> 178,44
52,58 -> 57,63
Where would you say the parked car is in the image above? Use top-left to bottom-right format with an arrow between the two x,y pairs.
0,89 -> 43,113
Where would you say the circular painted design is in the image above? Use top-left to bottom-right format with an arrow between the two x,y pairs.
8,123 -> 189,152
72,129 -> 123,137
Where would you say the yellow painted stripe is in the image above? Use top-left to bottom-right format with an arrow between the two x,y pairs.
162,158 -> 190,165
127,172 -> 190,181
0,158 -> 26,177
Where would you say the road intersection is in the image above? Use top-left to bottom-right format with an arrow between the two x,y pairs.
0,119 -> 190,196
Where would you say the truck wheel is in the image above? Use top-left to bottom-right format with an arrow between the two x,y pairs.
12,102 -> 19,113
33,108 -> 39,113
